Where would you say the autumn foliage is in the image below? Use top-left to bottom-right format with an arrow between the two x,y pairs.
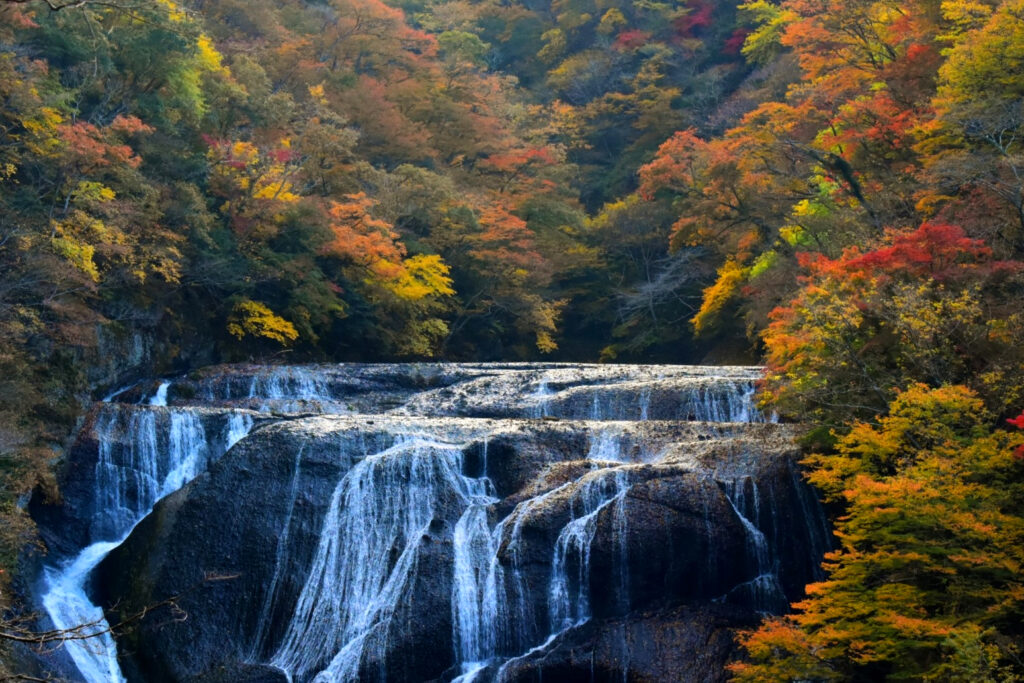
731,385 -> 1024,681
761,221 -> 1024,427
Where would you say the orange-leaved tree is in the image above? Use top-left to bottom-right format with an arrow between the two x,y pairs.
761,222 -> 1024,428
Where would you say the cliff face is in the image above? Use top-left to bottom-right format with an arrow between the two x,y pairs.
33,364 -> 829,683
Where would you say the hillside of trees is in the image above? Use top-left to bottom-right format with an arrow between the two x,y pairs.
2,0 -> 1023,679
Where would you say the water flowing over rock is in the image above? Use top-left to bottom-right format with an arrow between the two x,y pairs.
30,364 -> 827,683
31,401 -> 260,683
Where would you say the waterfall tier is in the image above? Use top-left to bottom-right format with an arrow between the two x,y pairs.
118,363 -> 775,422
31,364 -> 825,683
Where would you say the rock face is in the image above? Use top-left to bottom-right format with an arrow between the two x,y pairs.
32,364 -> 829,683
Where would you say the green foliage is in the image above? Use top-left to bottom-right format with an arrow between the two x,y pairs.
438,30 -> 489,66
738,0 -> 796,64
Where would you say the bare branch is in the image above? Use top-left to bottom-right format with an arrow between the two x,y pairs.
0,572 -> 238,649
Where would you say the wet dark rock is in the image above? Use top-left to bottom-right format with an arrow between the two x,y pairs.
494,604 -> 758,683
359,532 -> 457,681
589,473 -> 751,617
183,663 -> 289,683
97,421 -> 354,682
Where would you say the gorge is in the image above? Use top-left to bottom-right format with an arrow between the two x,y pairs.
28,364 -> 829,682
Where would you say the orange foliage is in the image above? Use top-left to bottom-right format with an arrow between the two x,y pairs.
322,193 -> 406,279
59,122 -> 143,170
734,385 -> 1024,681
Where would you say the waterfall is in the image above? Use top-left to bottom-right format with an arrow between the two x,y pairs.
682,382 -> 766,422
148,381 -> 170,407
548,469 -> 630,632
41,541 -> 125,683
488,482 -> 574,657
271,437 -> 491,682
40,407 -> 253,683
227,412 -> 254,450
452,503 -> 500,670
447,456 -> 637,678
720,477 -> 788,612
530,379 -> 554,418
39,364 -> 828,683
638,386 -> 651,421
247,366 -> 334,412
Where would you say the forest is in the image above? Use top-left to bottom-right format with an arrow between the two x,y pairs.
0,0 -> 1023,679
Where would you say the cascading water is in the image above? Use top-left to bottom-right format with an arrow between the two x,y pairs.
476,480 -> 576,668
720,477 -> 788,613
226,412 -> 254,450
547,469 -> 631,633
246,366 -> 336,412
445,459 -> 638,681
41,541 -> 126,683
39,402 -> 254,683
270,437 -> 493,682
37,364 -> 829,683
148,381 -> 170,407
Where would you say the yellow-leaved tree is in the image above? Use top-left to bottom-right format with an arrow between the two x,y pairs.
731,384 -> 1024,681
227,300 -> 299,346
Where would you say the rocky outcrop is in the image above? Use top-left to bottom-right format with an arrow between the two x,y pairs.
143,362 -> 773,423
33,364 -> 827,683
97,422 -> 822,682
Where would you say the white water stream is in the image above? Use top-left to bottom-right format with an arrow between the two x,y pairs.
39,390 -> 253,683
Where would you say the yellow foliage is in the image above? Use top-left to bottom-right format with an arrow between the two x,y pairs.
155,0 -> 187,23
196,34 -> 228,74
597,9 -> 626,35
739,0 -> 798,65
226,300 -> 299,345
23,107 -> 64,157
210,139 -> 300,203
939,0 -> 995,40
252,179 -> 299,202
938,0 -> 1024,102
72,181 -> 116,204
530,299 -> 564,353
538,29 -> 567,64
50,235 -> 99,282
384,254 -> 456,301
308,83 -> 327,103
25,106 -> 63,132
692,258 -> 747,334
536,330 -> 558,353
748,249 -> 778,279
